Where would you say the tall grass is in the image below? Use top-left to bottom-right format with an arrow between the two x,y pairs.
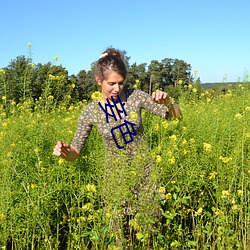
0,83 -> 249,249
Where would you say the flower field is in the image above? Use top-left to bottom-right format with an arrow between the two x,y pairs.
0,83 -> 249,249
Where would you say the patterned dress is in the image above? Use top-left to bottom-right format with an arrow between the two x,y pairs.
71,88 -> 169,155
71,88 -> 171,237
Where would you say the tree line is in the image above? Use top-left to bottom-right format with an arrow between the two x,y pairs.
0,51 -> 200,106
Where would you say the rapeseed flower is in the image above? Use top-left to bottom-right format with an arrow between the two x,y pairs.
154,123 -> 159,131
208,171 -> 217,180
234,113 -> 242,120
219,156 -> 232,163
222,190 -> 230,197
178,79 -> 183,85
169,134 -> 177,141
161,120 -> 168,128
28,42 -> 32,47
194,207 -> 203,216
0,69 -> 5,75
91,91 -> 103,101
54,56 -> 58,62
158,186 -> 166,194
203,142 -> 212,152
130,111 -> 138,121
165,193 -> 172,199
168,156 -> 175,165
232,204 -> 239,211
86,184 -> 97,193
237,189 -> 243,196
155,155 -> 162,164
81,203 -> 93,212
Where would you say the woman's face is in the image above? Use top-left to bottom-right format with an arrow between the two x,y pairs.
96,71 -> 125,101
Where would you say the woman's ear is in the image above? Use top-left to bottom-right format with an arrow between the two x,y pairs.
95,76 -> 102,86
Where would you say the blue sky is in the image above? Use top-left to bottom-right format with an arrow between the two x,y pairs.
1,0 -> 249,83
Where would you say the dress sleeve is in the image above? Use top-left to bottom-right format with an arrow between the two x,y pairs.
136,90 -> 170,119
71,103 -> 94,152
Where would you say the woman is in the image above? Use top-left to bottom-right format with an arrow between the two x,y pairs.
53,47 -> 182,246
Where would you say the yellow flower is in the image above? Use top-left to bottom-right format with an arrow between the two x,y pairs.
28,42 -> 32,47
54,56 -> 58,62
195,207 -> 203,216
71,83 -> 76,89
91,91 -> 103,101
168,156 -> 175,165
222,190 -> 230,197
81,203 -> 93,212
188,84 -> 193,89
169,134 -> 177,141
0,69 -> 6,75
192,88 -> 197,93
234,113 -> 242,120
193,69 -> 198,74
58,158 -> 65,165
237,189 -> 243,196
2,96 -> 6,100
86,184 -> 96,193
135,79 -> 140,83
189,138 -> 195,144
178,79 -> 183,85
155,155 -> 162,164
245,106 -> 250,112
0,213 -> 5,221
130,111 -> 138,121
34,147 -> 41,153
245,132 -> 250,138
232,204 -> 239,211
154,123 -> 159,131
161,120 -> 168,128
219,156 -> 232,164
165,193 -> 172,199
208,171 -> 217,180
159,186 -> 166,194
133,84 -> 138,89
2,121 -> 8,128
203,142 -> 212,152
48,95 -> 54,100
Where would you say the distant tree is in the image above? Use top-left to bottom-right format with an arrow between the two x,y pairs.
32,62 -> 69,102
5,55 -> 33,102
77,67 -> 98,101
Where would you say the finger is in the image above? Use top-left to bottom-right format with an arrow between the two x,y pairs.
152,92 -> 156,100
53,147 -> 61,156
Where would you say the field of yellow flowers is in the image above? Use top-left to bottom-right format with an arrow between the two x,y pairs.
0,83 -> 249,249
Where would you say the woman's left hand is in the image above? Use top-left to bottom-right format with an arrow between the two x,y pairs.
152,91 -> 171,104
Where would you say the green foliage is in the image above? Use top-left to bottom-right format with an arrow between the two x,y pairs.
0,83 -> 249,249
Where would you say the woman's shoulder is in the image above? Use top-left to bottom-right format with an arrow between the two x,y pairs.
125,88 -> 149,98
80,100 -> 99,114
125,88 -> 150,102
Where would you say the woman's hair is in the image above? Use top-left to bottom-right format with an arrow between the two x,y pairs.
95,48 -> 127,81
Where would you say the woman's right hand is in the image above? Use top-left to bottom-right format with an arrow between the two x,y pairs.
53,141 -> 71,158
53,141 -> 80,161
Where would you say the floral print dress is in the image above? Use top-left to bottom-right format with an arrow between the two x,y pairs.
71,88 -> 171,237
71,88 -> 169,155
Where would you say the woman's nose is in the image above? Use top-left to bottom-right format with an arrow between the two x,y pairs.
114,84 -> 120,92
